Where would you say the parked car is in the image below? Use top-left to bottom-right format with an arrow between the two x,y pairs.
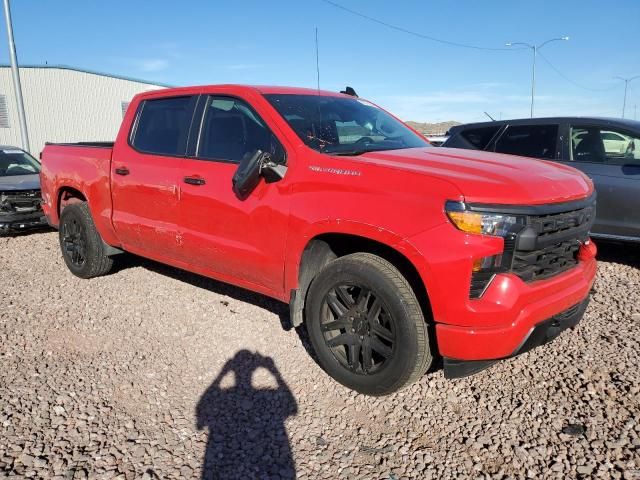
0,146 -> 46,234
40,86 -> 597,395
443,117 -> 640,243
426,135 -> 449,146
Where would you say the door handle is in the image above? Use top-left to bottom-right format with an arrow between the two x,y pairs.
115,167 -> 130,176
184,176 -> 206,186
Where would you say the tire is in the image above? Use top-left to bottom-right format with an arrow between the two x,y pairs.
305,253 -> 432,396
58,202 -> 113,279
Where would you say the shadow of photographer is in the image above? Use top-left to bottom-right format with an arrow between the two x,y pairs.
196,350 -> 298,479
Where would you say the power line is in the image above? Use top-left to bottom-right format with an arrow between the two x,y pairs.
320,0 -> 522,52
537,52 -> 617,92
322,0 -> 619,97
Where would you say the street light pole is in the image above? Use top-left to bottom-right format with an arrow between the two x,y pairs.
613,75 -> 640,118
530,45 -> 537,118
2,0 -> 29,152
506,37 -> 569,118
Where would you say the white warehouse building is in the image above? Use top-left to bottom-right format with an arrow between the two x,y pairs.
0,64 -> 168,155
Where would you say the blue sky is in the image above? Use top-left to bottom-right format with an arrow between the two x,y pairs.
1,0 -> 639,122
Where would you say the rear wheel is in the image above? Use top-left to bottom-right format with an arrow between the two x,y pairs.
59,202 -> 113,278
305,253 -> 432,395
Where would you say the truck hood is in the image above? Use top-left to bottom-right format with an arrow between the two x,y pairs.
350,147 -> 593,205
0,174 -> 40,191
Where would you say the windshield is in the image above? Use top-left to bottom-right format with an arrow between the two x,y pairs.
264,94 -> 429,155
0,149 -> 40,177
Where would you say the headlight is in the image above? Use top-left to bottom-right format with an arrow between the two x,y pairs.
445,200 -> 522,237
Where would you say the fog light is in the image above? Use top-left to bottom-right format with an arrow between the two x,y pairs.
470,255 -> 504,298
472,255 -> 503,272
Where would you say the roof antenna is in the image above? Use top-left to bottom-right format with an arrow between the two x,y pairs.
315,27 -> 321,93
484,111 -> 496,121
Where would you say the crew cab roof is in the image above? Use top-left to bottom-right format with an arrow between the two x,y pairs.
135,84 -> 348,100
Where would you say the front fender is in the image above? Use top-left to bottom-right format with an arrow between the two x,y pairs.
283,219 -> 436,298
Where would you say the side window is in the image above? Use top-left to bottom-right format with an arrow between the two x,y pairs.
131,96 -> 197,156
459,126 -> 501,149
571,127 -> 605,163
570,126 -> 640,165
494,124 -> 558,159
197,96 -> 285,163
600,128 -> 640,165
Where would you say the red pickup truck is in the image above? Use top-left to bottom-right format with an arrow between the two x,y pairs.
40,85 -> 597,395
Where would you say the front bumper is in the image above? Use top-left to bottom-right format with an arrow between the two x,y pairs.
443,296 -> 590,378
0,211 -> 47,233
434,254 -> 596,361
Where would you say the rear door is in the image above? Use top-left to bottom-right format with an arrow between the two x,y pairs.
177,94 -> 290,294
111,95 -> 198,258
559,123 -> 640,238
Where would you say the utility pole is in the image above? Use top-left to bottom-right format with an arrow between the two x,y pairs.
2,0 -> 29,152
506,37 -> 569,118
614,75 -> 640,118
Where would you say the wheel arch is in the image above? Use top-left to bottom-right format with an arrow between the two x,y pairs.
55,184 -> 121,249
57,186 -> 87,219
289,232 -> 433,331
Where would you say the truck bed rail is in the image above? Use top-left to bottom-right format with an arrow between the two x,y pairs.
44,141 -> 114,148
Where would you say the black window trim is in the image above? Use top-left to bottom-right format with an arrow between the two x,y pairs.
569,123 -> 640,166
188,94 -> 287,165
127,94 -> 199,158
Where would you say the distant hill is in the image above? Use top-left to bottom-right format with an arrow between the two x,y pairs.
405,121 -> 461,136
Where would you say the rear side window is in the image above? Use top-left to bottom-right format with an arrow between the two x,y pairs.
494,124 -> 558,159
459,126 -> 501,149
131,96 -> 197,156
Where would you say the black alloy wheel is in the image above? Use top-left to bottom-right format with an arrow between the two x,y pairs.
58,202 -> 113,278
305,252 -> 432,395
320,284 -> 395,375
61,217 -> 87,267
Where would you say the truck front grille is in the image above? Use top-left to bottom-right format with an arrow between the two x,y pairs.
510,203 -> 595,283
512,239 -> 581,282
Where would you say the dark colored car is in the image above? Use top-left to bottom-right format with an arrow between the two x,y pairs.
0,146 -> 46,234
443,117 -> 640,243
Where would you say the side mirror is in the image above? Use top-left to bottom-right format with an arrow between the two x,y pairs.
232,150 -> 288,199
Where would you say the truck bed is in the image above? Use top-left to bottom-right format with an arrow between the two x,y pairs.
40,142 -> 115,238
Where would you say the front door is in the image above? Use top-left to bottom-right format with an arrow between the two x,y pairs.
111,95 -> 198,258
178,95 -> 290,295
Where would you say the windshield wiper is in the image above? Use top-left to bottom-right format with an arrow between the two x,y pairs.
328,147 -> 401,156
329,149 -> 369,156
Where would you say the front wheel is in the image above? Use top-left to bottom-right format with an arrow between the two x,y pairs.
58,202 -> 113,279
305,253 -> 432,396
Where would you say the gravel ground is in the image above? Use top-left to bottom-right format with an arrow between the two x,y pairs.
1,230 -> 639,480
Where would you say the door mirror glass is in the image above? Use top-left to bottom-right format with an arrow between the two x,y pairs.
231,150 -> 288,199
232,150 -> 265,199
